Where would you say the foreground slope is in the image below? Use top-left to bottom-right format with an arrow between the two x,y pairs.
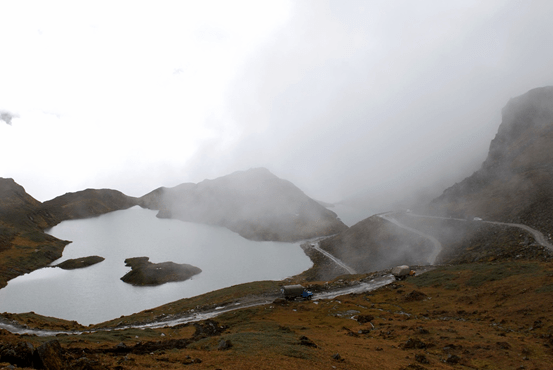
140,168 -> 348,241
2,261 -> 553,369
431,86 -> 553,237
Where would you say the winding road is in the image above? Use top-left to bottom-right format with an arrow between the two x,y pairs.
0,274 -> 394,337
378,213 -> 442,264
312,242 -> 357,274
378,212 -> 553,263
483,220 -> 553,251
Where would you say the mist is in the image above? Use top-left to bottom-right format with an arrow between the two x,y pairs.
2,1 -> 553,213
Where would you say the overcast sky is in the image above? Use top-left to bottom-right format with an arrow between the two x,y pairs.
2,1 -> 553,205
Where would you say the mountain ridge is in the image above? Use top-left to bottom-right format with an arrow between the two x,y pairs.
140,167 -> 348,242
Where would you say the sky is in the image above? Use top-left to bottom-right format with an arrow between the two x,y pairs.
2,1 -> 553,208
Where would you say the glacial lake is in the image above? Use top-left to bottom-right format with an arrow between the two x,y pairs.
0,206 -> 312,325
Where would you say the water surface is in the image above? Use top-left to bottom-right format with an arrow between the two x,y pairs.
0,206 -> 311,325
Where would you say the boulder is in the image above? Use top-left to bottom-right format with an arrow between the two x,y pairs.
33,340 -> 65,370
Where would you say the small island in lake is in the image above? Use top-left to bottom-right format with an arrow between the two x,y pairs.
55,256 -> 105,270
121,257 -> 202,286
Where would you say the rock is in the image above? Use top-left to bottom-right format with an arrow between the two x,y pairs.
272,298 -> 288,305
193,320 -> 227,338
33,340 -> 65,370
331,353 -> 344,361
415,353 -> 430,364
71,357 -> 109,370
445,354 -> 461,364
298,336 -> 317,348
121,257 -> 201,286
402,338 -> 427,349
183,356 -> 202,365
404,290 -> 428,302
0,342 -> 34,368
56,256 -> 105,270
217,339 -> 232,351
356,314 -> 374,323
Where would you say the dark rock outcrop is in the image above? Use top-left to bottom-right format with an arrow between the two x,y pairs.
34,340 -> 66,370
139,168 -> 347,242
430,86 -> 553,237
55,256 -> 105,270
121,257 -> 201,286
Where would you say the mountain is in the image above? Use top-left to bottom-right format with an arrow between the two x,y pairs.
140,168 -> 348,241
0,179 -> 139,288
0,178 -> 67,288
318,215 -> 434,274
314,87 -> 553,276
430,86 -> 553,236
43,188 -> 139,223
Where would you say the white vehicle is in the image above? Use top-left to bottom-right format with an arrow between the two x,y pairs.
391,265 -> 411,280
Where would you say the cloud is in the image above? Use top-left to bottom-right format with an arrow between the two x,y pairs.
0,111 -> 17,125
201,0 -> 553,206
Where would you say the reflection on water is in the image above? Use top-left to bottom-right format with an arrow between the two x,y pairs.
0,206 -> 311,325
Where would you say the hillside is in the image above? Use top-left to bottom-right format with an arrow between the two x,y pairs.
2,261 -> 553,369
314,87 -> 553,277
430,86 -> 553,237
0,179 -> 139,288
0,178 -> 68,288
43,188 -> 139,223
140,168 -> 348,242
318,215 -> 434,274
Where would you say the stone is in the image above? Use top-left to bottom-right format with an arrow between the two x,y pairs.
33,340 -> 65,370
217,339 -> 232,351
0,342 -> 34,368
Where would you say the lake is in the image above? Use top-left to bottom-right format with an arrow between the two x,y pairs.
0,206 -> 312,325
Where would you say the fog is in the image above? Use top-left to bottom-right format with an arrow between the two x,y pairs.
2,1 -> 553,213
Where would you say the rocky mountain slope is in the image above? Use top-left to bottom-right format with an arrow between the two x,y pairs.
0,178 -> 68,288
430,86 -> 553,236
314,87 -> 553,274
0,179 -> 139,288
139,168 -> 348,241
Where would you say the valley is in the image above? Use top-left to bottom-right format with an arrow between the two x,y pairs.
1,86 -> 553,369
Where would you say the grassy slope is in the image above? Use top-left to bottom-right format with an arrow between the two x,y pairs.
2,261 -> 553,369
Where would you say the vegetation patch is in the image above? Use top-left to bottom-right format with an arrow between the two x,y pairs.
412,269 -> 458,288
461,262 -> 542,287
535,283 -> 553,293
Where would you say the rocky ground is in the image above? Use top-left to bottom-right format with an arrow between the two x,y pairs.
2,260 -> 553,369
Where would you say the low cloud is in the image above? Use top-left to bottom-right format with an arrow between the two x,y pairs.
0,110 -> 17,125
